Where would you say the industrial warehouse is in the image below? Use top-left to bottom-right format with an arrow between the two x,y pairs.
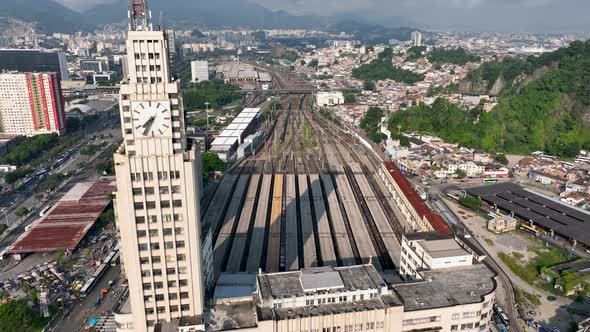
7,181 -> 115,257
467,182 -> 590,247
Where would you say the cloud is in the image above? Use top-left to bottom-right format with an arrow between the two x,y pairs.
57,0 -> 590,32
56,0 -> 118,11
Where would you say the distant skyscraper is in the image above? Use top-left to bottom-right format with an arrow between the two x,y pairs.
166,29 -> 181,74
191,61 -> 209,83
120,55 -> 129,80
252,30 -> 266,42
0,72 -> 66,136
0,49 -> 69,80
113,0 -> 209,331
411,31 -> 423,47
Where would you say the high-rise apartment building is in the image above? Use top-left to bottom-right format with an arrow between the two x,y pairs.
0,72 -> 66,136
411,31 -> 423,47
113,1 -> 210,331
190,61 -> 209,83
0,49 -> 69,80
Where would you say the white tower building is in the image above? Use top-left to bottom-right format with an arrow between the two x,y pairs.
191,60 -> 209,83
113,1 -> 209,330
411,31 -> 423,47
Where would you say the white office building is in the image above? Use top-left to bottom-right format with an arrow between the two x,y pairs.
399,232 -> 473,280
191,61 -> 209,83
411,31 -> 423,47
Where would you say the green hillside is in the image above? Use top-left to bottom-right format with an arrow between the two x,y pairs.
389,40 -> 590,158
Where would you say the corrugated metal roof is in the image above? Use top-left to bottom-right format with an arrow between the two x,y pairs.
384,161 -> 452,235
8,181 -> 115,253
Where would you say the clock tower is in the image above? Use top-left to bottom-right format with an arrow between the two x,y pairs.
113,1 -> 209,331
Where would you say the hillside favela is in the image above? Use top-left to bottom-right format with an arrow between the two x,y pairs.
0,0 -> 589,331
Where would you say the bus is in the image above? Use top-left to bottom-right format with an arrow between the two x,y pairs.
494,304 -> 510,327
520,224 -> 540,237
499,312 -> 510,327
79,277 -> 96,297
483,178 -> 498,184
39,206 -> 51,217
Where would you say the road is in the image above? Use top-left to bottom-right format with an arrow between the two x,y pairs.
428,194 -> 523,332
47,264 -> 125,331
0,105 -> 121,253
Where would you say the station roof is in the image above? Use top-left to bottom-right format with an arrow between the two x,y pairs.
467,182 -> 590,246
8,181 -> 115,254
211,108 -> 260,149
384,161 -> 452,235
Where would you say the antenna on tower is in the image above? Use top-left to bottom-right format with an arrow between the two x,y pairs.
128,0 -> 152,31
159,11 -> 164,31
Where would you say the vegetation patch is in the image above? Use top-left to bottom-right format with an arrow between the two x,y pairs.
428,47 -> 481,66
360,107 -> 387,144
183,80 -> 243,111
391,41 -> 590,157
352,48 -> 425,84
458,196 -> 483,210
499,245 -> 575,290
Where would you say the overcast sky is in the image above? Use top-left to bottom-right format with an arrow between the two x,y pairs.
57,0 -> 590,32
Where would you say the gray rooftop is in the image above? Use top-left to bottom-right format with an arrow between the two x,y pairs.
420,239 -> 470,259
264,296 -> 401,321
207,302 -> 258,331
394,264 -> 496,311
405,232 -> 453,242
257,265 -> 387,301
154,316 -> 203,332
467,183 -> 590,246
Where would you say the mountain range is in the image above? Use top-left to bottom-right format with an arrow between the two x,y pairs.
1,0 -> 414,41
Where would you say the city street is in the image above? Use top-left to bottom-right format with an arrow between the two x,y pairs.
48,264 -> 125,331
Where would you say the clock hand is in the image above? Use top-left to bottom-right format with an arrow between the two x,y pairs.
142,116 -> 156,136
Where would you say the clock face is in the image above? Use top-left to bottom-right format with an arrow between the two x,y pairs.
131,101 -> 172,137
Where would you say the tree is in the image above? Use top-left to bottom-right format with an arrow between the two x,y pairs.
344,93 -> 356,104
399,136 -> 411,147
5,168 -> 33,185
455,169 -> 467,179
459,196 -> 483,210
0,300 -> 35,331
97,207 -> 114,228
363,80 -> 376,91
183,80 -> 242,111
300,60 -> 306,66
54,250 -> 72,269
66,117 -> 81,132
428,48 -> 481,66
0,134 -> 59,166
0,224 -> 7,236
201,152 -> 225,184
494,154 -> 509,166
38,173 -> 65,192
95,159 -> 114,175
307,59 -> 319,68
15,206 -> 30,218
360,107 -> 386,143
352,57 -> 425,84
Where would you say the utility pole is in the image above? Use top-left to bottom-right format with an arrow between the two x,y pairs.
204,102 -> 210,132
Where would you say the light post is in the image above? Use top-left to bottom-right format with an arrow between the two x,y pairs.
1,208 -> 7,225
204,102 -> 210,132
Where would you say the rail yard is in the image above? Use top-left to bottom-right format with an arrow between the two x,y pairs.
202,94 -> 408,278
